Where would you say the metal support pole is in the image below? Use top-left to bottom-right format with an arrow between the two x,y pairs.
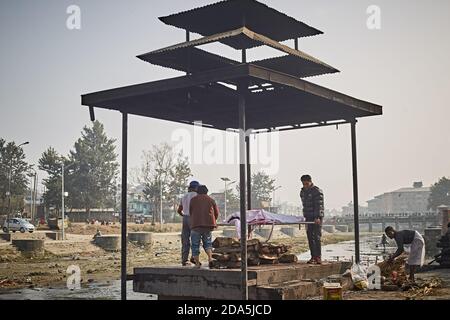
350,120 -> 361,264
30,176 -> 34,220
238,81 -> 248,300
33,173 -> 37,221
7,159 -> 12,229
246,136 -> 251,210
186,30 -> 191,76
61,163 -> 65,241
121,112 -> 128,301
242,49 -> 247,64
160,178 -> 163,225
294,38 -> 299,50
224,180 -> 227,222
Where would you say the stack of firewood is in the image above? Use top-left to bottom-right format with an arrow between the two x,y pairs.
209,237 -> 298,269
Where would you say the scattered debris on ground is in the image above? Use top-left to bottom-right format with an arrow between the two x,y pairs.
403,277 -> 443,299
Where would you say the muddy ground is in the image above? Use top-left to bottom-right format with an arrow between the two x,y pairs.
0,223 -> 448,300
0,223 -> 354,291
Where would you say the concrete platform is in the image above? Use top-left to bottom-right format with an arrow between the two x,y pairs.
93,235 -> 120,251
322,225 -> 336,233
11,239 -> 44,256
0,233 -> 11,242
133,261 -> 351,300
45,232 -> 65,240
129,232 -> 152,246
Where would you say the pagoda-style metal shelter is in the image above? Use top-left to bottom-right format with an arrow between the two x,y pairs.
81,0 -> 382,300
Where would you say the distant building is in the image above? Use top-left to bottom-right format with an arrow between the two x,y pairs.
278,202 -> 301,215
128,185 -> 152,216
341,202 -> 368,217
23,192 -> 45,220
367,181 -> 431,214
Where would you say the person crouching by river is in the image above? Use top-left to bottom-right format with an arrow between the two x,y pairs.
189,185 -> 219,268
177,180 -> 200,266
385,226 -> 425,282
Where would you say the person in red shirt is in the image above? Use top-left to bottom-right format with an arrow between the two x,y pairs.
189,185 -> 219,268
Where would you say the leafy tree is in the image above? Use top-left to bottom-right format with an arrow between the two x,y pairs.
38,147 -> 64,212
169,154 -> 192,207
66,121 -> 119,214
235,171 -> 276,209
428,177 -> 450,210
0,139 -> 32,214
251,171 -> 276,206
224,186 -> 241,216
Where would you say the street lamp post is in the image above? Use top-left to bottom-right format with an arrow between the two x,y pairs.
29,168 -> 37,221
155,169 -> 164,227
61,162 -> 74,240
6,141 -> 29,231
221,177 -> 236,221
272,186 -> 282,209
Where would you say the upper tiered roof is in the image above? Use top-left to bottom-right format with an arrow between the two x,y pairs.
159,0 -> 322,49
82,0 -> 382,132
137,27 -> 339,79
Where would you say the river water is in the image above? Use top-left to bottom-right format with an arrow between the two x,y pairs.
0,236 -> 396,300
298,235 -> 397,266
0,280 -> 155,300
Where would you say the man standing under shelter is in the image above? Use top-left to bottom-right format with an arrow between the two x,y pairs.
300,175 -> 324,264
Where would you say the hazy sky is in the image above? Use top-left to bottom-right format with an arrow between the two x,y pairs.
1,0 -> 449,210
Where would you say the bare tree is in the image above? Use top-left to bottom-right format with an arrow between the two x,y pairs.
137,143 -> 191,223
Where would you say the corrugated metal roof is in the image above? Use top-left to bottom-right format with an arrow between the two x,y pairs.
159,0 -> 322,49
137,27 -> 338,78
138,47 -> 237,75
138,47 -> 338,79
82,64 -> 382,132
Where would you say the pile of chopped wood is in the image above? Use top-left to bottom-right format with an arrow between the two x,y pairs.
210,237 -> 297,269
377,254 -> 408,288
377,253 -> 407,277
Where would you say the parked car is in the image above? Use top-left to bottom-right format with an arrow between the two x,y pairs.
2,218 -> 35,233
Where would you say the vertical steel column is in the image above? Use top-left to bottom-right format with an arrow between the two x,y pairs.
246,136 -> 251,210
239,48 -> 248,300
294,38 -> 299,50
121,112 -> 128,300
238,86 -> 248,300
350,120 -> 360,264
186,30 -> 191,76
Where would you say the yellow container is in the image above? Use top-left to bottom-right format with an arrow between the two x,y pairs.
323,283 -> 343,300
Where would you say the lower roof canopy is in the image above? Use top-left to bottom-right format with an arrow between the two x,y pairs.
82,64 -> 382,132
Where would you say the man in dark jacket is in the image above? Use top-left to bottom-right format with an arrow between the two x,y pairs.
300,175 -> 324,264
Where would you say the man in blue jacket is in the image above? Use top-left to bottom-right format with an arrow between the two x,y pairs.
300,175 -> 324,264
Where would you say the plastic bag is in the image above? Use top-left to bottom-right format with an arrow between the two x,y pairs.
350,263 -> 368,290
